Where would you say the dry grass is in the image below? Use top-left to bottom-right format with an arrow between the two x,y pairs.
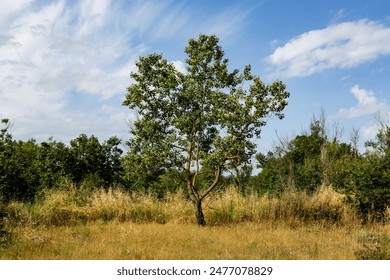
205,185 -> 358,227
4,185 -> 362,227
1,185 -> 389,259
2,222 -> 389,260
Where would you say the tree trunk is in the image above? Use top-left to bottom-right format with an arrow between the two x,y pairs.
194,199 -> 206,226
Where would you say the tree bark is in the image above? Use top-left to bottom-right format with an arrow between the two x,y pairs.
194,199 -> 206,226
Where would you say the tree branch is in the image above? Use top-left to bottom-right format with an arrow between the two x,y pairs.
192,142 -> 200,187
170,143 -> 187,152
185,138 -> 201,201
200,165 -> 222,201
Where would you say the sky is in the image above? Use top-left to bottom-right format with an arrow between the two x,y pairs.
1,0 -> 390,156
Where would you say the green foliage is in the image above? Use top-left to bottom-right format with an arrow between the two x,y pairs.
121,151 -> 166,193
255,119 -> 327,193
0,131 -> 44,201
365,122 -> 390,156
0,118 -> 124,202
38,138 -> 69,189
254,152 -> 285,194
254,117 -> 358,194
339,123 -> 390,223
255,116 -> 390,223
123,34 -> 289,225
228,164 -> 253,194
157,169 -> 186,197
1,120 -> 68,201
321,141 -> 357,188
359,157 -> 389,222
65,134 -> 123,187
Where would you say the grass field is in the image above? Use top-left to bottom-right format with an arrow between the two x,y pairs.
2,222 -> 390,260
1,186 -> 389,260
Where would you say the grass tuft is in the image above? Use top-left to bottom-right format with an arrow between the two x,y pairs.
354,230 -> 390,260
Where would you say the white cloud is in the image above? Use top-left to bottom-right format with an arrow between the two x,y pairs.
361,123 -> 380,139
0,1 -> 143,142
0,0 -> 33,32
328,86 -> 389,143
330,9 -> 346,24
121,1 -> 171,36
266,19 -> 390,77
0,0 -> 252,142
351,86 -> 376,107
171,60 -> 187,74
151,3 -> 190,39
202,7 -> 250,40
335,85 -> 389,118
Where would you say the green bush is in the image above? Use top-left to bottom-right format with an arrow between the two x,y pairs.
352,155 -> 390,223
349,123 -> 390,223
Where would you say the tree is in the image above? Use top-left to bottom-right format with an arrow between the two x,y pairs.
255,119 -> 327,193
255,116 -> 358,194
1,120 -> 68,201
351,121 -> 390,222
229,164 -> 253,194
65,134 -> 123,187
365,117 -> 390,156
123,34 -> 289,225
1,119 -> 42,201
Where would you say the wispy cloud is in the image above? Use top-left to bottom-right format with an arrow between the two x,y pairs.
330,9 -> 347,25
266,19 -> 390,77
0,1 -> 150,141
201,6 -> 251,40
0,0 -> 33,32
0,0 -> 253,142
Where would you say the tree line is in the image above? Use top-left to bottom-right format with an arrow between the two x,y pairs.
0,119 -> 123,202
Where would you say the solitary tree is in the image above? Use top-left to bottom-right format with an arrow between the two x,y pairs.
123,34 -> 289,225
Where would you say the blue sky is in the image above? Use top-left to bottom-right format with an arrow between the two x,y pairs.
1,0 -> 390,156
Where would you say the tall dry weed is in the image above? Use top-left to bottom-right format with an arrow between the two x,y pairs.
205,185 -> 357,226
2,184 -> 375,227
33,188 -> 88,226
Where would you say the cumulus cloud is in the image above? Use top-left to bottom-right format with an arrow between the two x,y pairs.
335,85 -> 389,119
266,19 -> 390,77
326,86 -> 390,144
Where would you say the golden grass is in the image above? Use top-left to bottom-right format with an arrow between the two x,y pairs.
204,185 -> 358,227
4,185 -> 363,227
1,221 -> 388,260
